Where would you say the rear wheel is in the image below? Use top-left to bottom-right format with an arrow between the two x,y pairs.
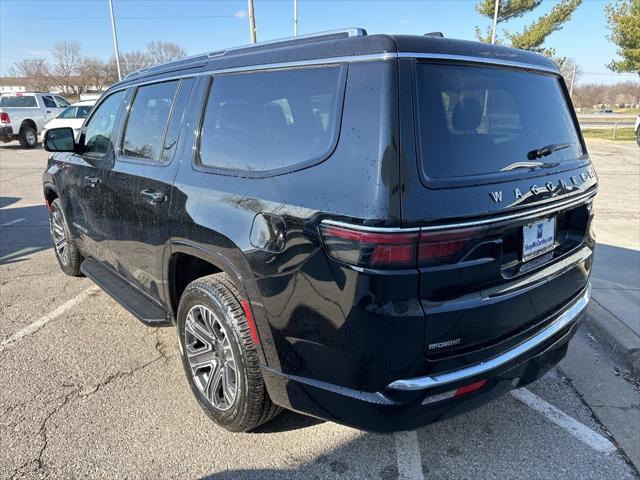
18,125 -> 37,148
49,198 -> 81,276
177,273 -> 280,432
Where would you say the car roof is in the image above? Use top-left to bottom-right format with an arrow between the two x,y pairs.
71,100 -> 97,106
112,29 -> 559,89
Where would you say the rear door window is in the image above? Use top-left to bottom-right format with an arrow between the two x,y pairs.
415,63 -> 583,181
42,96 -> 57,108
198,65 -> 344,174
122,80 -> 179,162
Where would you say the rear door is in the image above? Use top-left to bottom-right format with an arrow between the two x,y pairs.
99,77 -> 195,302
399,59 -> 597,369
41,95 -> 62,126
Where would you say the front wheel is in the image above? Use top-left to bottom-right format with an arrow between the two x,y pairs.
177,273 -> 280,432
49,198 -> 82,276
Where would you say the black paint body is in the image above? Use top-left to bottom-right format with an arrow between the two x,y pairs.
43,34 -> 596,431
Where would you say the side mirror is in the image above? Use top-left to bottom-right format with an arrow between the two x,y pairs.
43,127 -> 75,152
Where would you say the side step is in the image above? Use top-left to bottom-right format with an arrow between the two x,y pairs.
81,258 -> 172,326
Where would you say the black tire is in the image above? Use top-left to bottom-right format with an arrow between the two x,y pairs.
177,272 -> 280,432
18,125 -> 37,148
49,198 -> 82,276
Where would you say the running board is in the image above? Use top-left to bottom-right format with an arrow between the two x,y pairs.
81,258 -> 172,326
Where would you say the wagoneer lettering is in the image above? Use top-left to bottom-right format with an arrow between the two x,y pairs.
42,28 -> 595,433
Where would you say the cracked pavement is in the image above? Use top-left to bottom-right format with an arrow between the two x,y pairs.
1,142 -> 639,479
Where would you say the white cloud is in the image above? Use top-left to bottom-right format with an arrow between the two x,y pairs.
234,10 -> 248,19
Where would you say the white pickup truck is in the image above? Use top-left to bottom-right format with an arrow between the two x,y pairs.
0,92 -> 71,148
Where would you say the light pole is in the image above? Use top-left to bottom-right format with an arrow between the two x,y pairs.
491,0 -> 499,44
108,0 -> 122,81
248,0 -> 257,44
294,0 -> 298,36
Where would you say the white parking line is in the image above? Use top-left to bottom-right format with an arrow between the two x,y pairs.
395,430 -> 425,480
1,218 -> 25,227
0,286 -> 100,354
511,388 -> 616,453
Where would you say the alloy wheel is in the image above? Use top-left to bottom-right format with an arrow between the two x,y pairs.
184,304 -> 238,411
50,210 -> 69,266
26,130 -> 37,146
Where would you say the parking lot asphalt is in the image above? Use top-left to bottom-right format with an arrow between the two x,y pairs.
1,141 -> 639,480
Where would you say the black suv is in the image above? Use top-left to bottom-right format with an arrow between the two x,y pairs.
42,29 -> 597,432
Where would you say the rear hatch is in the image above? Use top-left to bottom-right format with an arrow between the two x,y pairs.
402,60 -> 597,371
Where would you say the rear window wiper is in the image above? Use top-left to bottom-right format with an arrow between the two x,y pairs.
500,160 -> 560,172
526,143 -> 571,160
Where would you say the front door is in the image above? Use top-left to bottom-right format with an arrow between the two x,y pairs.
99,77 -> 195,302
61,89 -> 127,263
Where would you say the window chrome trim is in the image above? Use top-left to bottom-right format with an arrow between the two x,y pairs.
387,283 -> 590,391
399,52 -> 559,74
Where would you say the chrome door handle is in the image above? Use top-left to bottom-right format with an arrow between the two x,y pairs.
140,190 -> 166,204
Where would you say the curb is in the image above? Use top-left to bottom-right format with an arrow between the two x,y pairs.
583,299 -> 640,381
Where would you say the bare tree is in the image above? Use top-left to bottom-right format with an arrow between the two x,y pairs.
555,57 -> 582,84
121,50 -> 152,76
78,57 -> 112,92
146,41 -> 187,64
51,40 -> 83,95
8,58 -> 51,91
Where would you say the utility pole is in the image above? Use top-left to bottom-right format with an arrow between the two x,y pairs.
247,0 -> 257,44
108,0 -> 122,81
491,0 -> 500,44
569,64 -> 577,98
294,0 -> 298,36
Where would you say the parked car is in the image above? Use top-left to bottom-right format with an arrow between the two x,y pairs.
42,100 -> 96,141
635,114 -> 639,146
42,29 -> 597,433
0,92 -> 70,148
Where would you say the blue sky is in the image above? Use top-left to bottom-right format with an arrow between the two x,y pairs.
0,0 -> 636,84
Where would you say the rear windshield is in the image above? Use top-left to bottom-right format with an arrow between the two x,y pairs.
415,63 -> 583,180
0,95 -> 37,108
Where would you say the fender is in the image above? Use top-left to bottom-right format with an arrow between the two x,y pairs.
166,239 -> 281,371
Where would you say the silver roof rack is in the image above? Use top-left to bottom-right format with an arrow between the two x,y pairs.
208,27 -> 367,58
125,28 -> 367,80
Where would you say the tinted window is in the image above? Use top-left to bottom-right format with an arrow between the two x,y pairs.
0,95 -> 37,107
198,66 -> 343,172
416,63 -> 583,179
54,96 -> 70,107
122,80 -> 179,162
42,96 -> 57,108
58,105 -> 93,119
83,90 -> 125,158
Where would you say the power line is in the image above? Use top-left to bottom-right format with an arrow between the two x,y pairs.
2,15 -> 236,19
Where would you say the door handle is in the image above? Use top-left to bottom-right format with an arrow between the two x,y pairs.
46,110 -> 52,113
84,176 -> 100,187
140,190 -> 166,205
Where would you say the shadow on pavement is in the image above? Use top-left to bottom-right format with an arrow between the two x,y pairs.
0,198 -> 52,265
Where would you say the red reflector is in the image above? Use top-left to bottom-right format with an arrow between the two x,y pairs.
241,299 -> 260,345
0,112 -> 10,124
454,379 -> 487,397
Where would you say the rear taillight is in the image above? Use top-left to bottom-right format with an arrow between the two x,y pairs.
418,227 -> 483,265
319,224 -> 418,268
0,112 -> 10,124
319,223 -> 484,268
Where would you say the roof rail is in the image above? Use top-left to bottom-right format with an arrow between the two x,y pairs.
123,28 -> 367,81
424,32 -> 444,38
208,27 -> 367,58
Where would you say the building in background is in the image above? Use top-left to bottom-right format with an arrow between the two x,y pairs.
0,77 -> 27,94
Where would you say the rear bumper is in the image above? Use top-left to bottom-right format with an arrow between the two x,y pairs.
262,284 -> 590,432
0,125 -> 15,142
